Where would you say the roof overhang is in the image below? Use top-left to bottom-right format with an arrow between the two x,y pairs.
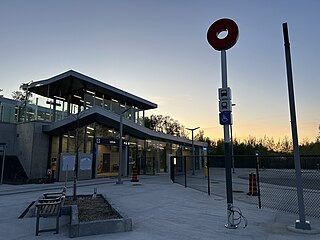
42,106 -> 207,147
28,70 -> 157,110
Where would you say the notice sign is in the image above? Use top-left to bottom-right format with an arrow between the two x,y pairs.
80,154 -> 92,170
62,154 -> 75,171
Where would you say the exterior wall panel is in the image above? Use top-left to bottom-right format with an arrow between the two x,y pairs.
0,122 -> 17,155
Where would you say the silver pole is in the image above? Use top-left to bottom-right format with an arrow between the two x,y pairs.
73,116 -> 79,201
117,107 -> 132,184
221,50 -> 236,229
192,131 -> 194,175
221,50 -> 230,142
282,23 -> 310,230
117,113 -> 124,184
230,124 -> 235,173
230,103 -> 236,174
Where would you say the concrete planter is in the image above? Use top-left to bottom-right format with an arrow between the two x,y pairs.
68,194 -> 132,238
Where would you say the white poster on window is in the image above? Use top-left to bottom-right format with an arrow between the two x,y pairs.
62,154 -> 75,171
80,154 -> 92,170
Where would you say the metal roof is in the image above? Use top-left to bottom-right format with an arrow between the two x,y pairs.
28,70 -> 157,110
42,106 -> 207,147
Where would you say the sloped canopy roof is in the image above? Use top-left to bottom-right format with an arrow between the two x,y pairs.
42,106 -> 207,148
28,70 -> 157,110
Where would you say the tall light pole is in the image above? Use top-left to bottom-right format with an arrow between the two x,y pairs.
283,23 -> 310,230
117,107 -> 132,184
187,127 -> 200,175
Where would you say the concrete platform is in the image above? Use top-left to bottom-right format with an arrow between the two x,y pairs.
0,173 -> 319,239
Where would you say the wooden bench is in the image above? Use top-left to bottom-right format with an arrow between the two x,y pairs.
35,193 -> 65,235
43,186 -> 66,199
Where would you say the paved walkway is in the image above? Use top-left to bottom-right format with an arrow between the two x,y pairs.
0,173 -> 319,239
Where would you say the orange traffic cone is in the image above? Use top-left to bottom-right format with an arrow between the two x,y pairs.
247,173 -> 258,196
131,165 -> 139,183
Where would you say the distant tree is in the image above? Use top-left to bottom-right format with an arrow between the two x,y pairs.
208,132 -> 320,156
179,125 -> 189,138
280,136 -> 292,153
210,139 -> 224,155
145,114 -> 189,138
195,130 -> 205,141
144,116 -> 156,130
316,125 -> 320,142
146,116 -> 320,155
11,91 -> 25,101
11,84 -> 32,102
299,137 -> 320,155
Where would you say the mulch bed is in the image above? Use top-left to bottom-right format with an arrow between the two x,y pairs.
65,195 -> 121,222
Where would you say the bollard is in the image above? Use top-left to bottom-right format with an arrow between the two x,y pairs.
92,187 -> 97,199
247,173 -> 258,196
131,165 -> 139,182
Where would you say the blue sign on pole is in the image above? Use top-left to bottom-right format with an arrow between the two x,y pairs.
219,111 -> 232,125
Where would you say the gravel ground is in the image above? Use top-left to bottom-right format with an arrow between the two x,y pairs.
65,195 -> 120,222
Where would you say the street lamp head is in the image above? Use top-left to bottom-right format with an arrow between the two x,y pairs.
186,127 -> 200,131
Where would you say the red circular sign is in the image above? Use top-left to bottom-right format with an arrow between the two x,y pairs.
207,18 -> 239,51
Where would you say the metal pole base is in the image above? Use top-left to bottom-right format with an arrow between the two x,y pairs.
225,223 -> 238,229
287,220 -> 320,234
116,181 -> 123,185
295,220 -> 311,230
225,203 -> 238,229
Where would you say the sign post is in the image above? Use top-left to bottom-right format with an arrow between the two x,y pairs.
207,18 -> 239,229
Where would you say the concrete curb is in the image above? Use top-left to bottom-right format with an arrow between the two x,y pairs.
69,194 -> 132,238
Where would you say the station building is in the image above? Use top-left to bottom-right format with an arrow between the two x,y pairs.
0,70 -> 207,182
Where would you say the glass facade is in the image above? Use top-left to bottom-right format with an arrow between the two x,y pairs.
0,101 -> 18,122
46,120 -> 204,180
0,92 -> 145,127
1,77 -> 206,181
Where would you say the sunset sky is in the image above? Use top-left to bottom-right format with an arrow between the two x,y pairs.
1,1 -> 320,142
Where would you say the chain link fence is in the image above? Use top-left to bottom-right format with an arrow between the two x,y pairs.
170,155 -> 320,218
170,156 -> 209,194
257,156 -> 320,218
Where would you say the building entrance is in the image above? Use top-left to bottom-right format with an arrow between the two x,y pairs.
97,144 -> 119,178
